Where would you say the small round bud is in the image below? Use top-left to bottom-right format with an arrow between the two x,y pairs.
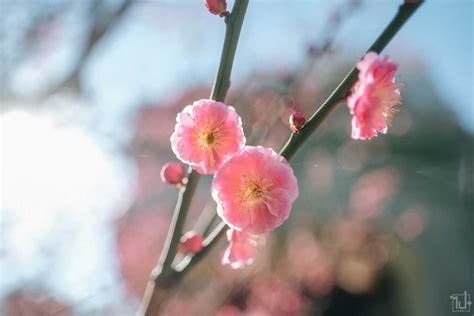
178,231 -> 204,254
160,162 -> 186,187
289,112 -> 306,133
205,0 -> 228,17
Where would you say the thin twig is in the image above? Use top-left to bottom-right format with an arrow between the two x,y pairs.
193,200 -> 219,236
157,168 -> 201,276
210,0 -> 249,102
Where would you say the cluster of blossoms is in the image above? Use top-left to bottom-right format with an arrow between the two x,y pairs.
165,99 -> 298,268
161,52 -> 401,269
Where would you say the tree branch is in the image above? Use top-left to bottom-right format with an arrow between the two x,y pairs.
138,1 -> 249,314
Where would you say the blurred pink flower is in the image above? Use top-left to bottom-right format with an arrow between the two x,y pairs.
287,231 -> 334,296
171,99 -> 245,174
350,168 -> 400,219
178,231 -> 204,254
248,278 -> 305,315
216,305 -> 243,316
394,208 -> 426,241
117,211 -> 169,296
212,146 -> 298,234
205,0 -> 227,16
347,52 -> 401,140
160,162 -> 186,187
222,228 -> 258,269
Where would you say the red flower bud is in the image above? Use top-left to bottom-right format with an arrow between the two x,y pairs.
205,0 -> 227,17
289,112 -> 306,133
160,162 -> 185,187
178,231 -> 204,254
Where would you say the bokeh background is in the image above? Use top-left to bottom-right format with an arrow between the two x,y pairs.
1,0 -> 473,315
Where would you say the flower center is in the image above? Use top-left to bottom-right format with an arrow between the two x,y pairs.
199,130 -> 215,147
243,182 -> 265,203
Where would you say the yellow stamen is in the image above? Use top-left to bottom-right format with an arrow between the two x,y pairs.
243,182 -> 265,203
199,130 -> 215,147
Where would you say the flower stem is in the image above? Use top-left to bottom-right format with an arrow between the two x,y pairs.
172,0 -> 423,283
139,167 -> 200,316
139,1 -> 249,314
211,0 -> 249,102
157,168 -> 200,276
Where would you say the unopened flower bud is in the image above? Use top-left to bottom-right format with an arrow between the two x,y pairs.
178,231 -> 204,254
289,112 -> 306,133
205,0 -> 228,17
160,162 -> 186,187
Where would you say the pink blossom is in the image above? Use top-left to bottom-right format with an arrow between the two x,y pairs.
347,52 -> 401,140
205,0 -> 227,16
178,231 -> 203,254
171,99 -> 245,174
212,146 -> 298,234
160,162 -> 186,187
222,228 -> 258,269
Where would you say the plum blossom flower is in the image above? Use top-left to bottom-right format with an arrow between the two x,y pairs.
171,99 -> 245,174
160,162 -> 186,187
347,52 -> 401,140
212,146 -> 299,235
222,228 -> 258,269
178,231 -> 203,254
